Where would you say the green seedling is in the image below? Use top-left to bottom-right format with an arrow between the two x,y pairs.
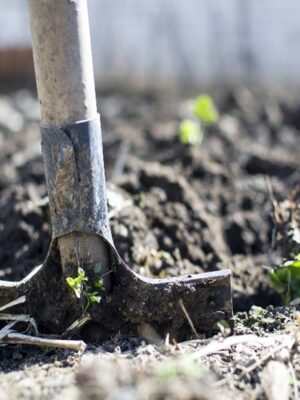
86,292 -> 101,305
193,95 -> 219,124
66,268 -> 102,308
269,254 -> 300,304
179,94 -> 219,145
179,119 -> 203,145
94,278 -> 105,291
66,268 -> 86,298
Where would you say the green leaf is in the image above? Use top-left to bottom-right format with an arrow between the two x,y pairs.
88,295 -> 101,304
269,253 -> 300,304
66,268 -> 86,298
76,268 -> 86,283
269,269 -> 287,294
66,277 -> 76,289
193,95 -> 219,124
95,278 -> 105,291
179,119 -> 203,145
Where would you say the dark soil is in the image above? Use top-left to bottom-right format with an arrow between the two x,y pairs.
1,87 -> 300,399
2,87 -> 298,307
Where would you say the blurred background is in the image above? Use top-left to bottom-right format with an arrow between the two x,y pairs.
1,0 -> 300,91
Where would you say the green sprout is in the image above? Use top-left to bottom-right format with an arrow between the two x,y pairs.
86,292 -> 101,305
66,268 -> 86,298
179,94 -> 219,146
94,278 -> 105,291
66,267 -> 102,309
192,95 -> 219,124
179,119 -> 203,145
269,254 -> 300,304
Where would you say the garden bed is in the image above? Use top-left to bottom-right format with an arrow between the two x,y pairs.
0,87 -> 300,399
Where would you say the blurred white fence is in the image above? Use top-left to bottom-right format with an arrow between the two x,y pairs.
1,0 -> 300,89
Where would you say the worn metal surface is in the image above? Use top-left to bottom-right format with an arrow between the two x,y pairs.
0,240 -> 232,338
0,114 -> 233,339
41,115 -> 110,240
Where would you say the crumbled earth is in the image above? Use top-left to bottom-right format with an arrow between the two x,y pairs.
1,87 -> 300,399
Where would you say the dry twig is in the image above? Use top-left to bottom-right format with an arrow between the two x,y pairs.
179,299 -> 200,338
3,332 -> 86,352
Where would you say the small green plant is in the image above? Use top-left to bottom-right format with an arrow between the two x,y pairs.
94,278 -> 105,291
179,119 -> 203,145
66,268 -> 85,298
66,267 -> 104,308
193,95 -> 219,124
179,94 -> 219,145
269,254 -> 300,304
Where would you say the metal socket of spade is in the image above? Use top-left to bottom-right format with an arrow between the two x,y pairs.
0,116 -> 233,341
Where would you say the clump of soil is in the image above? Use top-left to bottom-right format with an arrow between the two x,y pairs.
1,87 -> 300,399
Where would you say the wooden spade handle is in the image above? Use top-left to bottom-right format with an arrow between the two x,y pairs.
28,0 -> 111,289
27,0 -> 97,125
